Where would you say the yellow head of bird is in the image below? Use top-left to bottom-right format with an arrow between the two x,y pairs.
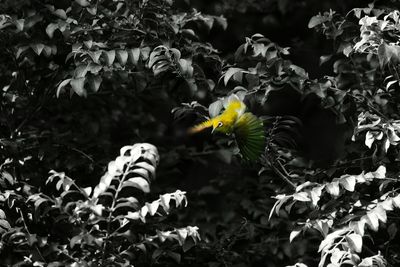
211,120 -> 223,133
211,116 -> 234,134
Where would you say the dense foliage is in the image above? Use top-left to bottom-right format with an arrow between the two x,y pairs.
1,0 -> 400,266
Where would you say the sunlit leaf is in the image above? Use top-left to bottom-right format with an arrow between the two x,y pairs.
346,233 -> 363,253
70,77 -> 87,97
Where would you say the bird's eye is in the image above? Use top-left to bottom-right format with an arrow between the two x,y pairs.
217,122 -> 223,127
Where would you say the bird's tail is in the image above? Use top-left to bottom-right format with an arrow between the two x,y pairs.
234,113 -> 265,161
188,119 -> 213,134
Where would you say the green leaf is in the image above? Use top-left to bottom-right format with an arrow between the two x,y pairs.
214,16 -> 228,30
123,177 -> 150,193
152,249 -> 163,260
182,238 -> 195,252
56,78 -> 71,97
13,19 -> 24,31
86,6 -> 97,15
88,50 -> 102,63
1,171 -> 14,185
74,64 -> 88,78
83,40 -> 93,49
89,76 -> 102,92
103,50 -> 116,66
128,48 -> 141,65
16,46 -> 29,58
70,77 -> 87,97
313,219 -> 331,237
116,50 -> 128,66
75,0 -> 90,7
148,54 -> 168,69
293,192 -> 310,202
42,45 -> 53,57
87,63 -> 102,74
152,61 -> 170,76
53,9 -> 67,19
223,67 -> 243,86
24,14 -> 43,29
145,201 -> 160,216
0,219 -> 11,230
372,165 -> 386,178
325,181 -> 340,197
178,59 -> 193,76
310,186 -> 323,206
167,251 -> 181,263
46,23 -> 59,38
392,195 -> 400,208
349,220 -> 365,236
308,14 -> 329,28
342,43 -> 353,57
365,212 -> 379,231
290,228 -> 302,242
135,161 -> 156,178
319,55 -> 332,65
373,206 -> 387,223
140,47 -> 151,61
70,235 -> 82,248
339,175 -> 356,191
31,43 -> 45,56
378,43 -> 400,67
346,233 -> 363,253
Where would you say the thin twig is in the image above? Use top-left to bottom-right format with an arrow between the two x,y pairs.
101,159 -> 135,265
268,160 -> 297,190
17,208 -> 47,263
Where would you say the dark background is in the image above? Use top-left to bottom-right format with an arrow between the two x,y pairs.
178,0 -> 365,78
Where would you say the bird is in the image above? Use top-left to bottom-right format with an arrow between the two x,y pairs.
189,95 -> 266,161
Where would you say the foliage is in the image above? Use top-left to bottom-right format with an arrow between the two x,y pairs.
0,0 -> 224,182
1,143 -> 198,266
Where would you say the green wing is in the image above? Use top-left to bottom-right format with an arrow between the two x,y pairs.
234,112 -> 265,161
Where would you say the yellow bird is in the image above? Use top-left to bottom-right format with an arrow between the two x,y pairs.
189,95 -> 265,161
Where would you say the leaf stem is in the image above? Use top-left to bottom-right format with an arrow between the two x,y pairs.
101,158 -> 135,265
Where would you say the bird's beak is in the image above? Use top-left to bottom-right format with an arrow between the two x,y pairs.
211,127 -> 216,134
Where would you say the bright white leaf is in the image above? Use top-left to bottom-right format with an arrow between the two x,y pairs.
116,50 -> 128,66
103,50 -> 116,66
223,67 -> 243,86
326,181 -> 340,197
56,78 -> 71,98
346,233 -> 363,253
290,229 -> 302,243
160,193 -> 172,212
124,177 -> 150,193
146,201 -> 160,216
293,192 -> 310,202
392,195 -> 400,208
365,131 -> 375,148
365,212 -> 379,231
349,220 -> 365,236
310,186 -> 324,206
373,206 -> 387,223
372,165 -> 386,179
339,175 -> 356,192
